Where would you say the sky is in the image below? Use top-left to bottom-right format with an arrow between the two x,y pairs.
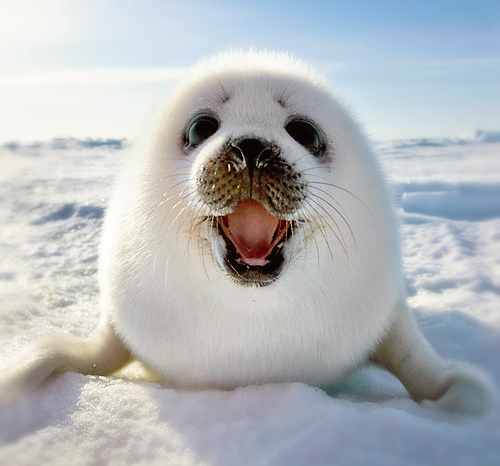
0,0 -> 499,142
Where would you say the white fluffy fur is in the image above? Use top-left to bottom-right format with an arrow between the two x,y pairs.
0,51 -> 494,415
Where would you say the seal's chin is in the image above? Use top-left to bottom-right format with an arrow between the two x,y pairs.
215,199 -> 294,286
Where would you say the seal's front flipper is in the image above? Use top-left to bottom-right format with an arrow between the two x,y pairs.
373,300 -> 495,416
0,318 -> 130,401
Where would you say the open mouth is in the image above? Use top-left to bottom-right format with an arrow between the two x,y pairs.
216,199 -> 293,285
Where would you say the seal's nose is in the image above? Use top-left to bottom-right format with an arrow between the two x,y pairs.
230,138 -> 272,167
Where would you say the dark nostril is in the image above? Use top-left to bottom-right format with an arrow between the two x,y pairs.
231,138 -> 272,166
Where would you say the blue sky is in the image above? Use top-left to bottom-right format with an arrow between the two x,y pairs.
0,0 -> 498,142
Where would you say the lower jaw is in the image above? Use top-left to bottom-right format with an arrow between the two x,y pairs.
223,253 -> 285,287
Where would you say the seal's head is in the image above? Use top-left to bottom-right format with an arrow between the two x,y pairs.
140,51 -> 386,289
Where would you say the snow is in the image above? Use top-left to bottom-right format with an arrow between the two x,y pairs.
0,137 -> 499,465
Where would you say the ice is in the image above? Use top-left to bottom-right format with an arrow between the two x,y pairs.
0,137 -> 499,465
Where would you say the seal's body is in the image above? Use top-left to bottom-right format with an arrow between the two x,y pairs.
1,51 -> 493,414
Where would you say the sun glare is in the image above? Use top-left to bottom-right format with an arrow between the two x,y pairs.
0,0 -> 83,46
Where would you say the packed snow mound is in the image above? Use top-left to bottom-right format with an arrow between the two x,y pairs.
0,139 -> 499,465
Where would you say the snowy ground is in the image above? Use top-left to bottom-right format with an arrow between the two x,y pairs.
0,136 -> 499,465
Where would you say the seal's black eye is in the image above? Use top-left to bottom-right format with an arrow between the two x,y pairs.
285,119 -> 325,157
185,116 -> 219,148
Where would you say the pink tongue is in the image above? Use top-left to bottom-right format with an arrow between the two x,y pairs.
219,200 -> 287,266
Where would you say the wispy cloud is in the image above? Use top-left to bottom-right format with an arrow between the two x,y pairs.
0,67 -> 187,87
